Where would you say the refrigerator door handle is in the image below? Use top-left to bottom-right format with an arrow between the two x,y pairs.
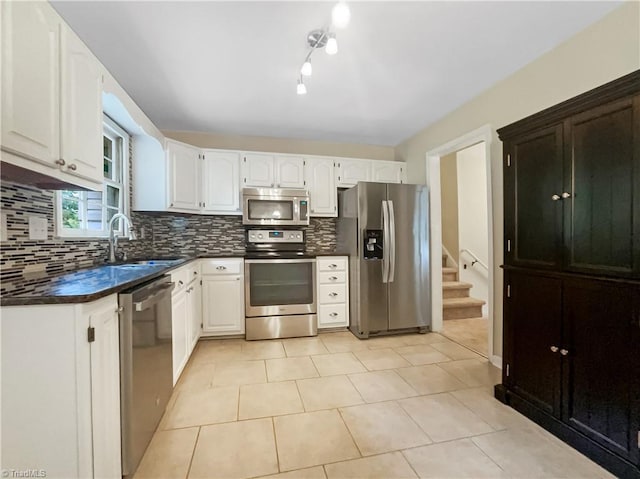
382,200 -> 390,283
388,200 -> 396,283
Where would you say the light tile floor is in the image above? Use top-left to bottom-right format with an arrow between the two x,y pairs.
136,331 -> 614,479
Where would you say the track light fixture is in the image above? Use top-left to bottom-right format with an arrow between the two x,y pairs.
296,2 -> 350,95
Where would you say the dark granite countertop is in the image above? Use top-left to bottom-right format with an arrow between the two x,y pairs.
1,251 -> 347,306
1,258 -> 192,306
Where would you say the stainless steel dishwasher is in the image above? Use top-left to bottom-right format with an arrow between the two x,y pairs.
118,275 -> 175,477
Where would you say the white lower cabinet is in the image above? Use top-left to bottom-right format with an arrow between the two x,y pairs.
1,295 -> 121,478
316,256 -> 350,329
171,261 -> 201,384
201,258 -> 245,336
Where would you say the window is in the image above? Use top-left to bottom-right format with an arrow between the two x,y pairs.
57,116 -> 129,238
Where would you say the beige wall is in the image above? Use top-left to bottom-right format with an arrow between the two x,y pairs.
439,152 -> 459,264
395,2 -> 640,359
163,130 -> 396,161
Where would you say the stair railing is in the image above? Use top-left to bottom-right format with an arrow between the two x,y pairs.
459,249 -> 489,272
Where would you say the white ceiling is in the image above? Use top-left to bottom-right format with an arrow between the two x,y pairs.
51,1 -> 621,146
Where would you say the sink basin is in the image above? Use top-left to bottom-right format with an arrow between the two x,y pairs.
130,259 -> 183,266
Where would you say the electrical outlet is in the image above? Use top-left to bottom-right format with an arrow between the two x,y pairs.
28,216 -> 47,240
0,213 -> 7,241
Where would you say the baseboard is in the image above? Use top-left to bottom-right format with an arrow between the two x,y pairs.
490,355 -> 502,369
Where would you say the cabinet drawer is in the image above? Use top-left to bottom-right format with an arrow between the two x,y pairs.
318,283 -> 347,304
319,304 -> 348,328
318,271 -> 346,284
201,259 -> 243,275
171,267 -> 190,292
317,257 -> 347,272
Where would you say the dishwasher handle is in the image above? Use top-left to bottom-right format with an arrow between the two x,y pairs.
134,282 -> 175,312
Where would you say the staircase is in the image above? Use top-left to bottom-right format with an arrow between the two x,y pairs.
442,254 -> 485,320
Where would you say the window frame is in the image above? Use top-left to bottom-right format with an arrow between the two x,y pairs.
55,116 -> 130,239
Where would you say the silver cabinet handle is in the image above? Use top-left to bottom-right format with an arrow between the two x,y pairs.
329,276 -> 338,281
194,271 -> 198,275
178,280 -> 184,286
216,265 -> 227,270
561,192 -> 571,199
560,349 -> 569,356
329,292 -> 338,297
116,306 -> 124,314
551,194 -> 561,201
550,346 -> 559,353
55,159 -> 66,166
329,312 -> 338,317
68,163 -> 77,171
328,264 -> 338,269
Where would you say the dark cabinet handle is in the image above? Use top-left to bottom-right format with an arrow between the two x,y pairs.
561,192 -> 571,199
550,346 -> 559,353
560,349 -> 569,356
551,194 -> 561,201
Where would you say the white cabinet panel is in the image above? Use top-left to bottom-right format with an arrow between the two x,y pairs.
202,276 -> 245,335
171,289 -> 189,384
188,281 -> 201,353
306,157 -> 337,217
318,304 -> 348,329
336,159 -> 371,187
88,298 -> 122,479
372,161 -> 405,184
167,140 -> 201,212
202,150 -> 241,214
276,156 -> 305,188
1,1 -> 60,167
317,256 -> 349,329
242,153 -> 275,187
61,27 -> 103,184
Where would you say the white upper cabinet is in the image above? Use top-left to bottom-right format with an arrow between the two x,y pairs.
202,150 -> 241,214
306,157 -> 337,217
372,160 -> 406,184
275,156 -> 306,188
336,158 -> 371,187
167,139 -> 201,212
61,27 -> 103,185
242,153 -> 306,188
242,153 -> 275,187
0,1 -> 103,190
1,1 -> 60,167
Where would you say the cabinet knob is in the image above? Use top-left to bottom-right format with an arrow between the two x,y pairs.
55,158 -> 66,166
551,194 -> 561,201
116,306 -> 124,314
68,163 -> 77,171
179,280 -> 184,286
329,312 -> 338,317
560,349 -> 569,356
329,292 -> 338,297
550,345 -> 559,353
329,276 -> 338,281
216,266 -> 227,270
328,264 -> 337,269
561,192 -> 572,199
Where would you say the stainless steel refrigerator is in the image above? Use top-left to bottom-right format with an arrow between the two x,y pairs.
337,182 -> 430,338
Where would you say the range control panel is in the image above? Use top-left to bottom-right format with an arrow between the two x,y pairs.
246,229 -> 305,243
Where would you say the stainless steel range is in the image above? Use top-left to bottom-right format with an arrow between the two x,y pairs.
244,229 -> 317,340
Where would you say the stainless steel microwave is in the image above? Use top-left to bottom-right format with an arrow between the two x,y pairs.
242,188 -> 310,226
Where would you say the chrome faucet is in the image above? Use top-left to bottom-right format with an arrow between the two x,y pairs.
107,213 -> 137,263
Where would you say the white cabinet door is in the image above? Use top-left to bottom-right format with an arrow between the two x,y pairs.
60,26 -> 103,185
202,151 -> 241,213
275,156 -> 305,188
202,276 -> 245,335
167,140 -> 201,212
188,281 -> 201,353
171,290 -> 189,384
306,157 -> 337,217
372,161 -> 405,184
336,159 -> 371,187
88,299 -> 122,479
242,153 -> 275,187
1,1 -> 60,167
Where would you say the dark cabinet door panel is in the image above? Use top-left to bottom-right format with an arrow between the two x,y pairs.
508,271 -> 562,416
566,98 -> 637,276
507,125 -> 564,269
562,279 -> 639,464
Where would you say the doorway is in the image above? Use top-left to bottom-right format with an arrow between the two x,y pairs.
425,125 -> 496,364
438,143 -> 490,356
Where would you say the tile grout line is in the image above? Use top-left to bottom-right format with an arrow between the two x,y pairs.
335,407 -> 364,459
270,416 -> 282,473
184,426 -> 202,479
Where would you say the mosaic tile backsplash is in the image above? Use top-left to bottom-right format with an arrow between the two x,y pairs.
0,180 -> 337,293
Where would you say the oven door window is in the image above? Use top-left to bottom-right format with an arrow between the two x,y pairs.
248,200 -> 294,221
249,262 -> 313,306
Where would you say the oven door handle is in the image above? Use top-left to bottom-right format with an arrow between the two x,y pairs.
245,258 -> 316,264
134,282 -> 175,312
